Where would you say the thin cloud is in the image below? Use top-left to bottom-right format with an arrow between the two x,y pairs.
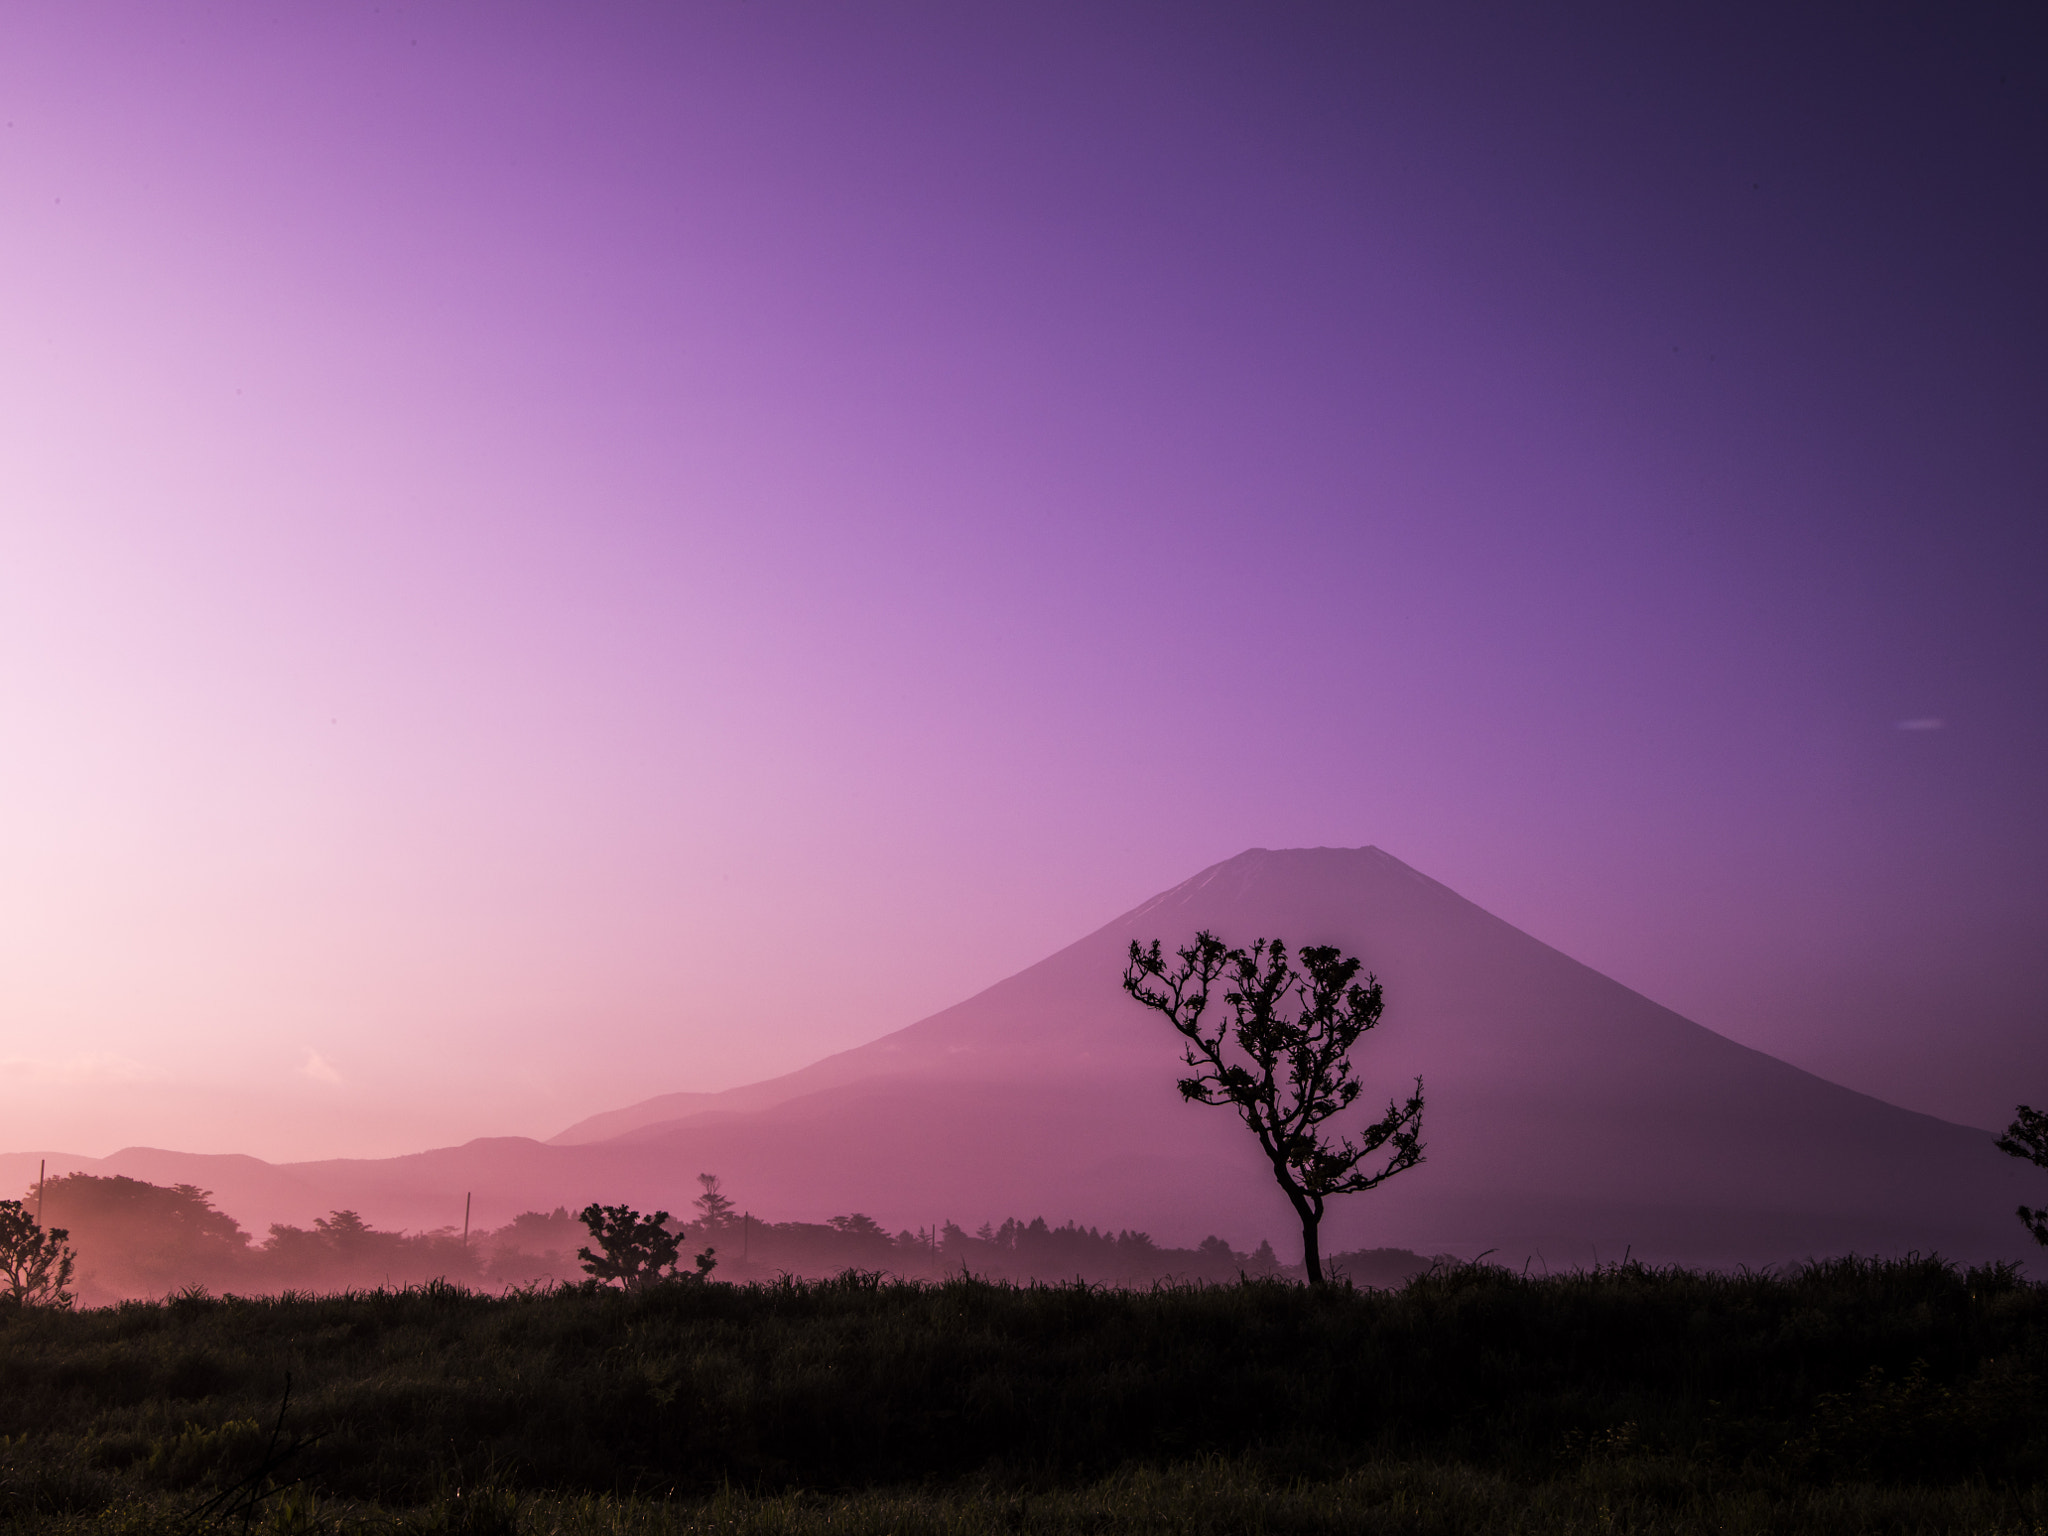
1894,717 -> 1946,731
302,1051 -> 344,1085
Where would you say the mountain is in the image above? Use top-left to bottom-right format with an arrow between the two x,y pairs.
9,848 -> 2034,1269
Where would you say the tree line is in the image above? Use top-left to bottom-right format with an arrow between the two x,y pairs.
0,1169 -> 1437,1308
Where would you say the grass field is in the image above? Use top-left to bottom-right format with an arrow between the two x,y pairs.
2,1256 -> 2044,1533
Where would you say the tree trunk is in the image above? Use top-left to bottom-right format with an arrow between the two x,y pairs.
1299,1208 -> 1324,1285
1275,1171 -> 1325,1285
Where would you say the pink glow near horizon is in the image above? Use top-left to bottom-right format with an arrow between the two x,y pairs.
2,3 -> 2043,1161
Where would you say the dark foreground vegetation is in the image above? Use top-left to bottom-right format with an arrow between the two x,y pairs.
2,1256 -> 2047,1533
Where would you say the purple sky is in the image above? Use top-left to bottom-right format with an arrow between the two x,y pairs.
3,2 -> 2044,1161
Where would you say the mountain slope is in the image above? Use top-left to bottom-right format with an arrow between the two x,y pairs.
547,846 -> 2032,1265
10,848 -> 2031,1268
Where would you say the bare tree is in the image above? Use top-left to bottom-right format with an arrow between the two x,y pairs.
1996,1105 -> 2048,1245
1122,932 -> 1424,1284
0,1198 -> 75,1308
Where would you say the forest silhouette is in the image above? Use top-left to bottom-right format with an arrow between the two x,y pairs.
23,1171 -> 1434,1306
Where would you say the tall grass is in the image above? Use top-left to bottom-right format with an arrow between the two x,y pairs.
0,1257 -> 2043,1531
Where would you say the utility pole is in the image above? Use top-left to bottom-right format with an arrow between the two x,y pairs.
463,1193 -> 471,1247
36,1159 -> 45,1227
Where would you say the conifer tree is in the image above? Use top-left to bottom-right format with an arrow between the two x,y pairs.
693,1173 -> 738,1231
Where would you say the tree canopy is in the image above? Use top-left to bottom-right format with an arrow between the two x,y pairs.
0,1199 -> 74,1308
576,1203 -> 716,1290
1996,1105 -> 2048,1245
1123,931 -> 1424,1283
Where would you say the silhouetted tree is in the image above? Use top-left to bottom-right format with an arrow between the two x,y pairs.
0,1199 -> 74,1308
826,1213 -> 888,1240
485,1208 -> 584,1284
35,1174 -> 250,1300
576,1203 -> 715,1289
1996,1105 -> 2048,1245
694,1174 -> 737,1231
1243,1238 -> 1283,1277
314,1209 -> 379,1252
1123,931 -> 1424,1284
